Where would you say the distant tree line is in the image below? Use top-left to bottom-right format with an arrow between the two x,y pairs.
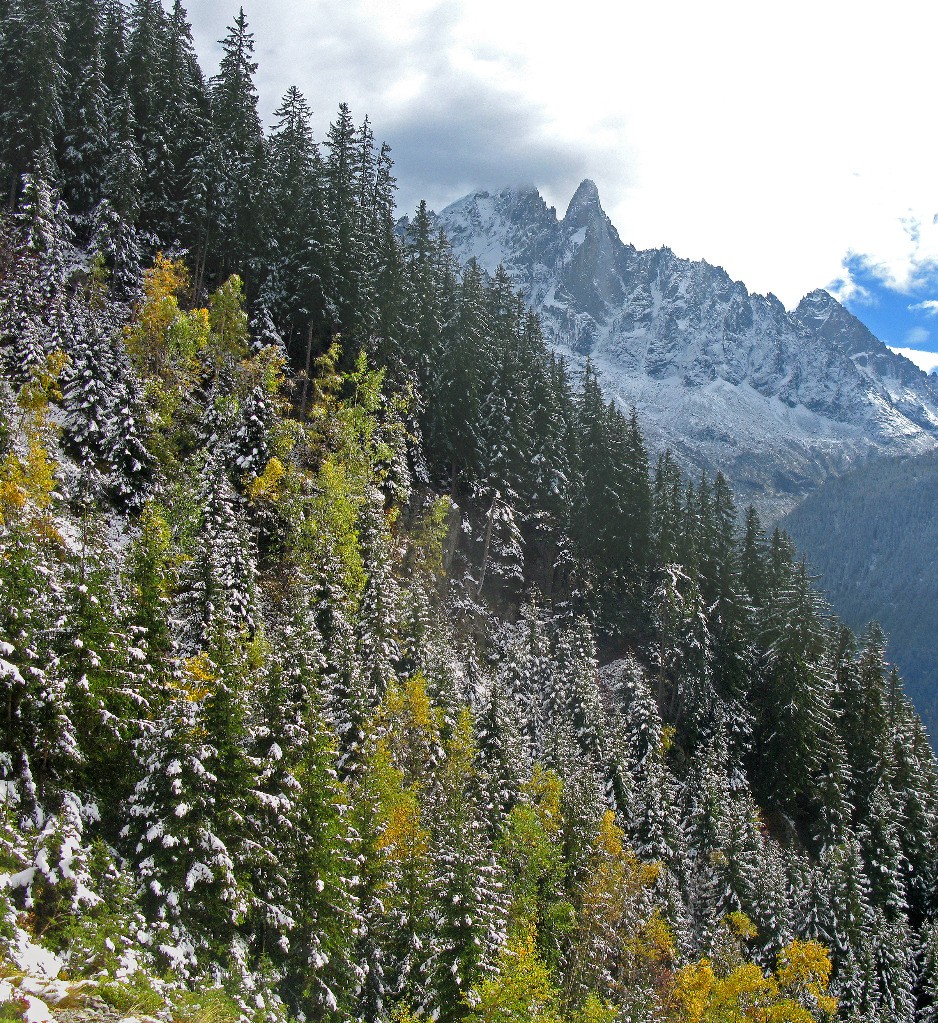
783,449 -> 938,743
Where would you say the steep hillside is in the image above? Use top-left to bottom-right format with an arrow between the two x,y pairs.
2,2 -> 938,1021
433,182 -> 938,517
782,449 -> 938,740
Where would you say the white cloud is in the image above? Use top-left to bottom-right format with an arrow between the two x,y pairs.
905,326 -> 931,347
910,299 -> 938,316
185,0 -> 938,309
888,346 -> 938,375
828,272 -> 873,308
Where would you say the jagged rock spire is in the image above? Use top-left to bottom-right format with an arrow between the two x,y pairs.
564,178 -> 603,223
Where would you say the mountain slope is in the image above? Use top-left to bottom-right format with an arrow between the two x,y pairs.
782,449 -> 938,742
434,181 -> 938,517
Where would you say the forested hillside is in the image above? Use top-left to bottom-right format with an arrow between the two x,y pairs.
783,449 -> 938,742
0,3 -> 936,1023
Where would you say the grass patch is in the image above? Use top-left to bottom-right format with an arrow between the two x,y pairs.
170,988 -> 240,1023
0,961 -> 22,982
97,976 -> 165,1017
0,996 -> 27,1023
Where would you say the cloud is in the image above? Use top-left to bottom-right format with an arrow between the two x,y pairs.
184,0 -> 612,221
837,217 -> 938,297
827,269 -> 873,307
826,255 -> 938,355
888,346 -> 938,375
186,1 -> 456,123
380,79 -> 600,219
910,299 -> 938,316
183,0 -> 938,310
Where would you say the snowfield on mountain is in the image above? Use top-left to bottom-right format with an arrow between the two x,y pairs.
434,180 -> 938,517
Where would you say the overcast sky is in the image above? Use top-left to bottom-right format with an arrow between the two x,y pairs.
185,0 -> 938,356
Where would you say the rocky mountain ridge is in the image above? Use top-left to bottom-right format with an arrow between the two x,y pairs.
432,180 -> 938,517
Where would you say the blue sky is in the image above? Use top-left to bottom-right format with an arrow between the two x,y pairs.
832,257 -> 938,372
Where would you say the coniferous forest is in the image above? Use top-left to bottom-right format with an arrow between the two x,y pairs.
782,450 -> 938,744
0,3 -> 936,1023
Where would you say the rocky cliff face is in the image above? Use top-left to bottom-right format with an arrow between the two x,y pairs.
434,181 -> 938,518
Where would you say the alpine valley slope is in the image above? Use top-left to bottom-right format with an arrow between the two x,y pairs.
433,179 -> 938,518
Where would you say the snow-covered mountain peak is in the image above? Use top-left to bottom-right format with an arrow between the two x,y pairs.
794,289 -> 843,329
564,178 -> 602,219
798,287 -> 839,311
435,182 -> 938,518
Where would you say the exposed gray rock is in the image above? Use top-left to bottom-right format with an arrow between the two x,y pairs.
433,182 -> 938,518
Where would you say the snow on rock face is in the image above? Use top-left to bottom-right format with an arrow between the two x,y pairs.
435,181 -> 938,518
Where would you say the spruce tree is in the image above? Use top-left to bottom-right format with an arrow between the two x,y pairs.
123,662 -> 251,978
92,87 -> 144,297
125,0 -> 171,239
0,0 -> 65,207
163,0 -> 212,256
176,454 -> 257,654
59,0 -> 110,231
919,920 -> 938,1023
262,85 -> 326,342
210,8 -> 265,280
424,711 -> 507,1020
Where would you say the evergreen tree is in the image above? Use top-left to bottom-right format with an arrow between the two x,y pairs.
753,551 -> 834,820
248,599 -> 361,1019
210,8 -> 265,280
0,175 -> 76,389
434,259 -> 488,485
870,909 -> 916,1023
176,457 -> 257,655
0,0 -> 65,207
607,658 -> 682,865
262,85 -> 326,343
125,501 -> 175,675
162,0 -> 212,258
813,833 -> 880,1017
424,711 -> 507,1020
862,776 -> 910,919
105,363 -> 154,510
355,484 -> 402,707
123,660 -> 250,977
54,500 -> 145,818
125,0 -> 171,239
920,920 -> 938,1023
475,672 -> 528,827
59,0 -> 110,230
99,0 -> 128,97
60,291 -> 120,467
92,87 -> 144,297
